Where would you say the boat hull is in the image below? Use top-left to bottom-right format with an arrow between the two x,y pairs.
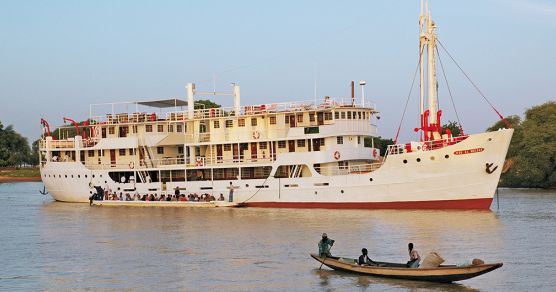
310,254 -> 502,283
40,129 -> 513,209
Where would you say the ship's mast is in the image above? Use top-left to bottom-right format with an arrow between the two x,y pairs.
419,0 -> 440,140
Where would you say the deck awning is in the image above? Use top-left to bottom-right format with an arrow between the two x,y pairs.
137,99 -> 188,108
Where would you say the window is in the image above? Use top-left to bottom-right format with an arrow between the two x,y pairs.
133,125 -> 137,133
337,136 -> 343,144
278,141 -> 286,148
320,138 -> 325,146
146,125 -> 153,132
224,144 -> 231,151
157,125 -> 164,132
285,115 -> 289,124
157,147 -> 164,154
259,142 -> 267,149
168,125 -> 174,132
108,127 -> 115,135
178,146 -> 184,154
238,118 -> 245,127
324,112 -> 332,120
347,111 -> 352,119
357,136 -> 361,144
269,116 -> 276,125
297,140 -> 305,147
358,112 -> 362,119
297,115 -> 303,123
251,118 -> 257,126
334,112 -> 339,120
177,124 -> 183,132
88,150 -> 95,157
129,148 -> 134,155
119,149 -> 126,156
341,112 -> 346,119
339,161 -> 348,170
214,121 -> 220,128
98,150 -> 102,157
225,120 -> 233,128
310,112 -> 316,122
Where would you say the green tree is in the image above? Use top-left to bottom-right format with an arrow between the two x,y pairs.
365,136 -> 394,156
194,99 -> 221,110
488,103 -> 556,188
0,120 -> 32,167
442,121 -> 463,137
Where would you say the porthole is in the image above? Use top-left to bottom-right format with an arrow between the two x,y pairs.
78,175 -> 81,178
416,158 -> 421,162
314,191 -> 318,195
71,175 -> 74,178
488,138 -> 492,141
245,184 -> 249,187
59,175 -> 61,178
403,159 -> 408,164
65,175 -> 67,178
430,156 -> 435,161
445,154 -> 449,159
85,175 -> 88,178
341,190 -> 344,194
369,178 -> 373,182
100,175 -> 103,178
92,174 -> 95,178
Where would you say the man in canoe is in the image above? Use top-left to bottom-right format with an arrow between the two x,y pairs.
358,248 -> 376,266
407,242 -> 421,268
318,233 -> 335,257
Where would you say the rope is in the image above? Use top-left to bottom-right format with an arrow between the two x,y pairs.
436,45 -> 464,133
394,45 -> 425,144
437,39 -> 511,128
241,175 -> 271,203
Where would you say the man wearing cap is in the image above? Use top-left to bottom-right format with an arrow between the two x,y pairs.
318,233 -> 335,257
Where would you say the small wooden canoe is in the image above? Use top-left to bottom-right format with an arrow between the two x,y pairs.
310,254 -> 502,283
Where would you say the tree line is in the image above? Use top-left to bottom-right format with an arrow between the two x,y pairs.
0,121 -> 38,167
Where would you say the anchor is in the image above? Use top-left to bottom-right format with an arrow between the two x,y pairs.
486,163 -> 498,174
39,185 -> 49,195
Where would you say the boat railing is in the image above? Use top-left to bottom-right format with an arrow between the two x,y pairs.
39,138 -> 100,150
87,98 -> 376,125
315,162 -> 382,176
387,135 -> 469,155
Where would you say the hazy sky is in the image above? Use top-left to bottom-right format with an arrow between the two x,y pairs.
1,0 -> 554,142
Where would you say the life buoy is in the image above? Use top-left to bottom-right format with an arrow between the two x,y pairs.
252,131 -> 260,139
333,151 -> 341,160
372,149 -> 378,158
209,108 -> 215,117
195,157 -> 203,166
129,162 -> 135,169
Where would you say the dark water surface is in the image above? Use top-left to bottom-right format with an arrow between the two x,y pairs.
1,183 -> 555,291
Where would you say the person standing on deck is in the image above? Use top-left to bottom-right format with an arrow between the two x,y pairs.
227,182 -> 237,202
318,233 -> 335,257
407,242 -> 421,268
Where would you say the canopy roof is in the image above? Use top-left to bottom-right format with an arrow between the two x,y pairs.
136,99 -> 188,108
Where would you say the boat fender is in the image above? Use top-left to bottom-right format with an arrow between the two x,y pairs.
333,151 -> 341,160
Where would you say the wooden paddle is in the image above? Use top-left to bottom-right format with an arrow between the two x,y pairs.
319,245 -> 333,270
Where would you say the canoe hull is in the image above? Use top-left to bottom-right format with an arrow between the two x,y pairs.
310,254 -> 502,283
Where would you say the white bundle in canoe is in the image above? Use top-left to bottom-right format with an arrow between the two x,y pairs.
419,252 -> 445,268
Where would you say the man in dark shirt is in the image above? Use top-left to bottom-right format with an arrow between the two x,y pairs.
358,248 -> 375,266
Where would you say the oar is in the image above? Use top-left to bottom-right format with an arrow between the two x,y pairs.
319,245 -> 333,270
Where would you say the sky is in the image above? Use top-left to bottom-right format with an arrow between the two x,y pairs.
0,0 -> 555,142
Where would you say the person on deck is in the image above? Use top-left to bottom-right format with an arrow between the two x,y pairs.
407,242 -> 421,268
318,233 -> 335,257
358,248 -> 376,266
227,182 -> 237,202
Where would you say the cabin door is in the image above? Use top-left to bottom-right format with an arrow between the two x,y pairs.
110,149 -> 116,166
250,142 -> 257,161
216,145 -> 223,162
289,115 -> 296,127
317,112 -> 324,125
233,144 -> 239,161
288,140 -> 295,152
313,139 -> 321,151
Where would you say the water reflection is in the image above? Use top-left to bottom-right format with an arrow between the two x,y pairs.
314,269 -> 479,291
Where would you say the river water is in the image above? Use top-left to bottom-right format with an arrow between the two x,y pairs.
1,183 -> 555,291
